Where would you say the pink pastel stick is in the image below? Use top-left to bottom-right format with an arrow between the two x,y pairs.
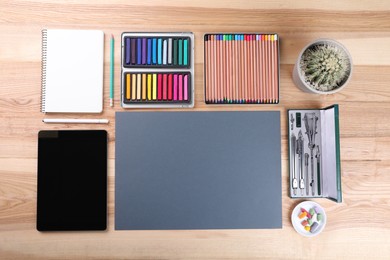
184,75 -> 188,101
173,74 -> 178,101
179,74 -> 183,101
163,74 -> 167,100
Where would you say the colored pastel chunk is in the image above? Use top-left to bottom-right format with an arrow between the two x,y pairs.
301,220 -> 308,226
298,211 -> 307,219
309,208 -> 315,216
304,226 -> 311,231
301,208 -> 312,219
310,222 -> 319,233
317,213 -> 323,221
314,206 -> 320,214
307,218 -> 313,226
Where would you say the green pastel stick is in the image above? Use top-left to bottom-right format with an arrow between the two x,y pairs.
173,39 -> 178,65
183,39 -> 188,65
178,39 -> 183,65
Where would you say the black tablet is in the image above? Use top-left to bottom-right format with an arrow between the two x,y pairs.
37,130 -> 107,231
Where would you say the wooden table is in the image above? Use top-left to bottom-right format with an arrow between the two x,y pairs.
1,1 -> 390,259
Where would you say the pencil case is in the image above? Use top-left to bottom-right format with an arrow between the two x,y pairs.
121,32 -> 194,108
203,33 -> 280,104
287,104 -> 342,202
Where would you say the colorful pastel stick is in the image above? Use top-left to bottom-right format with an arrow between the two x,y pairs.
178,74 -> 183,100
158,74 -> 162,100
137,73 -> 141,100
126,73 -> 130,99
147,38 -> 152,65
131,38 -> 136,64
173,74 -> 178,100
125,38 -> 130,64
137,38 -> 141,64
158,38 -> 162,64
131,74 -> 136,100
152,38 -> 157,64
147,74 -> 152,100
142,38 -> 146,65
168,74 -> 173,100
163,74 -> 167,100
178,39 -> 183,65
173,39 -> 177,65
168,38 -> 172,64
152,74 -> 157,100
183,39 -> 188,65
184,74 -> 188,101
142,73 -> 146,100
163,39 -> 167,65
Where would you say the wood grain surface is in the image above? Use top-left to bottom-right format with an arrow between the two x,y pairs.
1,0 -> 390,259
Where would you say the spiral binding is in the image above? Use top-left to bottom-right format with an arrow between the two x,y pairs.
41,29 -> 47,113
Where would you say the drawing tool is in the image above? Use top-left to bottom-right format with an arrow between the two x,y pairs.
125,38 -> 130,64
110,35 -> 114,107
147,38 -> 152,65
152,73 -> 157,100
131,38 -> 136,64
163,74 -> 167,100
126,74 -> 130,100
178,74 -> 183,100
43,119 -> 109,124
316,145 -> 321,196
168,73 -> 173,100
158,74 -> 162,100
142,73 -> 146,100
131,74 -> 136,100
178,39 -> 183,65
183,39 -> 188,66
205,35 -> 209,102
137,73 -> 141,100
147,74 -> 152,100
174,74 -> 178,100
297,130 -> 305,196
173,39 -> 177,65
168,38 -> 172,64
137,38 -> 141,65
152,38 -> 157,64
184,75 -> 188,101
142,38 -> 146,65
163,39 -> 167,65
291,133 -> 298,195
158,38 -> 162,64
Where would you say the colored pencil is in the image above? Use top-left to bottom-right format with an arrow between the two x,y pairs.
204,34 -> 279,104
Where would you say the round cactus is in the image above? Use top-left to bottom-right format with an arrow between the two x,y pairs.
299,43 -> 351,92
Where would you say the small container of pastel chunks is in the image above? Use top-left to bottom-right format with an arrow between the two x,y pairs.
291,201 -> 326,237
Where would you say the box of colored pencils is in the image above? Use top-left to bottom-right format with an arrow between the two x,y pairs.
204,34 -> 279,104
121,32 -> 194,108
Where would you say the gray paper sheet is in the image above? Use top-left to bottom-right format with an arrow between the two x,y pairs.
115,111 -> 281,230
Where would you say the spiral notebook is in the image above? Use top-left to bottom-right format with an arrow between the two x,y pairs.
41,29 -> 104,113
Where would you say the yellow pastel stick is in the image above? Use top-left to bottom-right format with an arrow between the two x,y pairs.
137,74 -> 141,100
132,74 -> 136,100
152,74 -> 157,100
126,74 -> 130,100
142,73 -> 146,100
147,74 -> 152,100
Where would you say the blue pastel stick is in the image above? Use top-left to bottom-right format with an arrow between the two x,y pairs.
137,38 -> 141,64
152,38 -> 157,64
142,38 -> 146,64
147,38 -> 152,65
125,38 -> 130,64
158,38 -> 162,64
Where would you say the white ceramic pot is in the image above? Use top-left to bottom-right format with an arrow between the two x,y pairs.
292,39 -> 353,94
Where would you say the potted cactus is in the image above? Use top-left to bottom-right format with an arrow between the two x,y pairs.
293,39 -> 353,94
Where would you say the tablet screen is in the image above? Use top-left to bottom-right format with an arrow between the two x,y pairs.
37,130 -> 107,231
